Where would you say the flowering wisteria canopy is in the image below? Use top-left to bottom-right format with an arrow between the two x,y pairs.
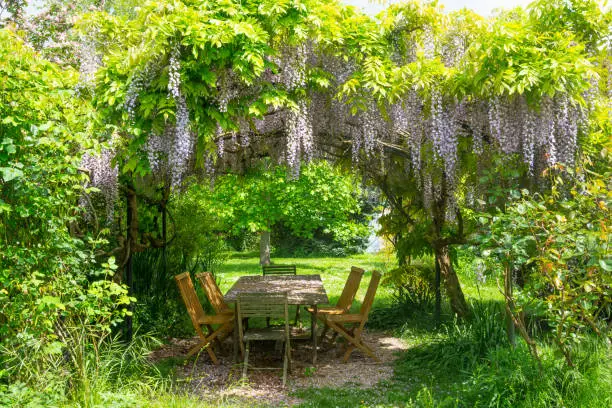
79,0 -> 601,219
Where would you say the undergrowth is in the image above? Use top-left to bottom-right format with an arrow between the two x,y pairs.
294,300 -> 611,408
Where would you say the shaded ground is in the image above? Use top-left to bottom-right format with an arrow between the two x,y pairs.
149,330 -> 407,407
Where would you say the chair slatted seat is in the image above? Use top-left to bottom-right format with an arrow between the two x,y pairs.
322,271 -> 382,363
237,292 -> 291,387
174,272 -> 233,364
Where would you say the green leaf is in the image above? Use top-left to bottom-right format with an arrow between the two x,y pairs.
599,259 -> 612,272
0,167 -> 23,182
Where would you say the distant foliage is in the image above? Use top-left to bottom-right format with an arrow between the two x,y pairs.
211,160 -> 368,250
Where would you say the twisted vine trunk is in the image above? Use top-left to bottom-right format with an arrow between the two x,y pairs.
433,244 -> 470,318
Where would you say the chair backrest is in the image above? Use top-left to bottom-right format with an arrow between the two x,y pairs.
335,266 -> 365,312
237,292 -> 289,319
237,292 -> 289,341
196,272 -> 230,314
358,271 -> 382,328
262,264 -> 296,276
174,272 -> 206,335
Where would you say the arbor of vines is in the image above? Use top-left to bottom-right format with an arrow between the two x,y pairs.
78,0 -> 610,318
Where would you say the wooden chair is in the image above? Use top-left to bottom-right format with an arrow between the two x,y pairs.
322,271 -> 382,363
262,264 -> 297,276
195,272 -> 234,317
262,264 -> 300,325
174,272 -> 233,364
307,266 -> 365,341
237,292 -> 291,387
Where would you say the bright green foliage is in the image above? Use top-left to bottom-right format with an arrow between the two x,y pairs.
475,162 -> 611,364
0,28 -> 131,389
207,160 -> 366,245
339,1 -> 598,108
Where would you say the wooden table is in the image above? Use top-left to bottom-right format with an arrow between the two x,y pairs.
225,274 -> 329,364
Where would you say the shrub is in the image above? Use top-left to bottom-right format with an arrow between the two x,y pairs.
0,333 -> 164,407
0,29 -> 131,398
369,260 -> 438,329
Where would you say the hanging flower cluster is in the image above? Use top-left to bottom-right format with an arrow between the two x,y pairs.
168,96 -> 193,186
80,144 -> 119,223
76,33 -> 101,91
136,47 -> 194,187
124,60 -> 159,119
486,94 -> 584,169
286,99 -> 313,177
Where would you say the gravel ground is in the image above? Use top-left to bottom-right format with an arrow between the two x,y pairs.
149,330 -> 407,407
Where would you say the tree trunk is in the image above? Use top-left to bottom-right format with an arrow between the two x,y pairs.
260,229 -> 271,266
434,244 -> 470,318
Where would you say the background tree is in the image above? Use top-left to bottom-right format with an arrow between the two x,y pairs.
211,160 -> 366,265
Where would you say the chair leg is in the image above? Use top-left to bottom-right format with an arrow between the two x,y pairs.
207,324 -> 223,350
342,344 -> 355,362
282,341 -> 289,387
186,339 -> 219,365
319,325 -> 329,343
242,341 -> 250,381
287,339 -> 292,372
327,321 -> 379,362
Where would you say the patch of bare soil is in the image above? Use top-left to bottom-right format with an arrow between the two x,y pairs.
149,331 -> 407,407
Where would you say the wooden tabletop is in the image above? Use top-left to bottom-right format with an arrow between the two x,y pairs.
224,275 -> 329,305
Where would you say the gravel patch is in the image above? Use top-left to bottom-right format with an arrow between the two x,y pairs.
149,330 -> 407,406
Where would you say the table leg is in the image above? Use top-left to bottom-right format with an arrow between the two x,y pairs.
233,307 -> 239,363
311,304 -> 318,365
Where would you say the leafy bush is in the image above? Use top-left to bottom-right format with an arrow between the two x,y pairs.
369,260 -> 438,329
0,28 -> 131,396
272,222 -> 369,257
475,165 -> 611,366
